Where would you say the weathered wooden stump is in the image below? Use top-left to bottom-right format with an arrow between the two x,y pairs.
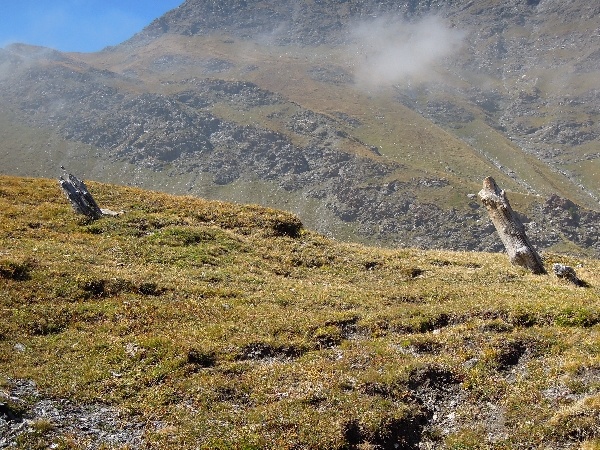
58,168 -> 103,220
478,177 -> 546,274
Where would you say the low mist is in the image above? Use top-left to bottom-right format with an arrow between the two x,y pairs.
348,15 -> 466,88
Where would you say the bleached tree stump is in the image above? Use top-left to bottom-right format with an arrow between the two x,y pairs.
58,168 -> 103,220
478,177 -> 546,274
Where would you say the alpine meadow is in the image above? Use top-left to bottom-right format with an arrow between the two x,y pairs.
2,0 -> 600,449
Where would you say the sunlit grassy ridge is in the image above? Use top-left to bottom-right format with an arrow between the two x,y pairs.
1,175 -> 600,449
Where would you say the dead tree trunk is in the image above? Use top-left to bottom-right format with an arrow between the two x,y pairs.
478,177 -> 546,274
58,168 -> 103,220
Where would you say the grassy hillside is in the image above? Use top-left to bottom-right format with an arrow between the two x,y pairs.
1,175 -> 600,449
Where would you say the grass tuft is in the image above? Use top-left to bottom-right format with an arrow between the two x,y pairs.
0,259 -> 33,281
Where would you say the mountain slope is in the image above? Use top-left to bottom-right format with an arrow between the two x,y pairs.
2,175 -> 600,449
130,0 -> 600,197
0,0 -> 599,255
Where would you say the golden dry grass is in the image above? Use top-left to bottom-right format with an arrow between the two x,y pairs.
1,175 -> 600,449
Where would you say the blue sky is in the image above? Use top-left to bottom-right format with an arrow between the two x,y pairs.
0,1 -> 183,53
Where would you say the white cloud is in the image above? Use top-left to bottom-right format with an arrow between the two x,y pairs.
348,15 -> 466,88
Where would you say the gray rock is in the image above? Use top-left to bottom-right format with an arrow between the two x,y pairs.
0,378 -> 155,450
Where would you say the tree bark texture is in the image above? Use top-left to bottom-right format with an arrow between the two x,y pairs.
478,177 -> 546,274
58,169 -> 103,220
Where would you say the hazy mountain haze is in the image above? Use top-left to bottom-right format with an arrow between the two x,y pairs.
348,15 -> 466,88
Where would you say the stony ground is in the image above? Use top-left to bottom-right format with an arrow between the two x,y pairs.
1,377 -> 150,449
